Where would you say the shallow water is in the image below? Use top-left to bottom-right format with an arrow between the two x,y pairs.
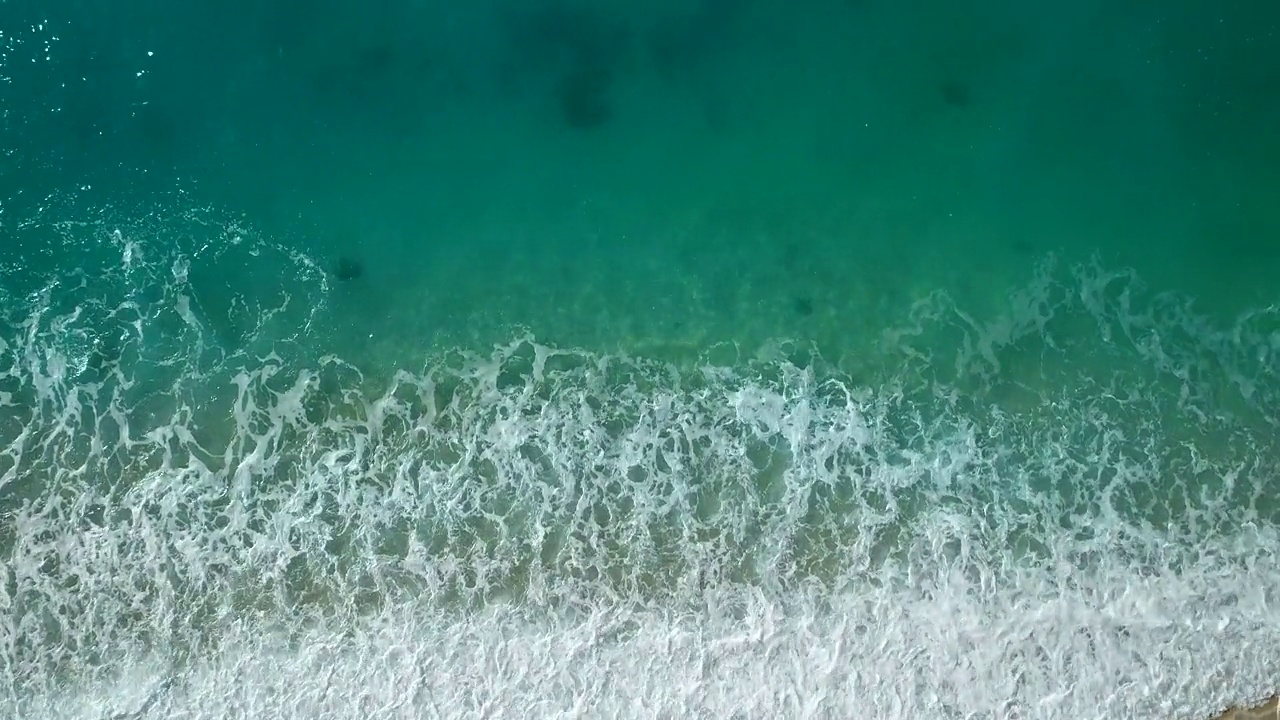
2,1 -> 1280,718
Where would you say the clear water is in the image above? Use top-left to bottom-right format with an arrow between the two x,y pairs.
3,1 -> 1280,718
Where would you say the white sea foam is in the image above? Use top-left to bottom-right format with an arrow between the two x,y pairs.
2,221 -> 1279,720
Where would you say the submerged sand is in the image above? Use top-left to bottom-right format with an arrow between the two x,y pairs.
1215,696 -> 1279,719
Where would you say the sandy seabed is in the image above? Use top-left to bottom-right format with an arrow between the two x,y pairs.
1216,696 -> 1279,720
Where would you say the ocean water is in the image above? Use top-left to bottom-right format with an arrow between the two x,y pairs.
2,1 -> 1280,718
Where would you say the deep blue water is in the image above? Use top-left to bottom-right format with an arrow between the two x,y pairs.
2,1 -> 1280,717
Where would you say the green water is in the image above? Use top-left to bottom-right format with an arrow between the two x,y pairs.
11,0 -> 1279,364
2,1 -> 1280,718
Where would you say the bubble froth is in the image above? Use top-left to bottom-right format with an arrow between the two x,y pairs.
1,224 -> 1279,718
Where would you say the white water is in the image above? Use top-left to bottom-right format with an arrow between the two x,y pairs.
2,220 -> 1280,719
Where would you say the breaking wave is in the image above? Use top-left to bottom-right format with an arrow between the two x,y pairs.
2,208 -> 1280,719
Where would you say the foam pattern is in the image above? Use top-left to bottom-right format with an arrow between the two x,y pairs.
2,221 -> 1280,719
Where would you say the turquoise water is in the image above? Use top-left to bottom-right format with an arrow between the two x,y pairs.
3,1 -> 1280,717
